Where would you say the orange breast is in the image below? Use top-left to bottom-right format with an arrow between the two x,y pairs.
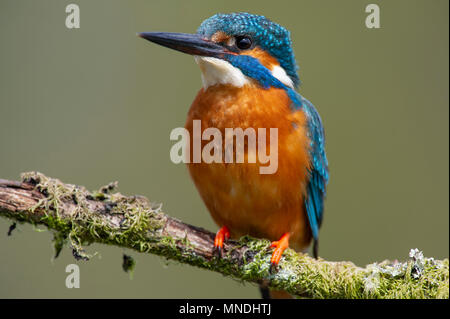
185,84 -> 312,250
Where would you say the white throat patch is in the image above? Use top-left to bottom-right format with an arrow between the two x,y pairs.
194,56 -> 294,90
271,65 -> 294,89
194,56 -> 250,89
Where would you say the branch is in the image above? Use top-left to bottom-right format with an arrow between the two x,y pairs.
0,172 -> 448,299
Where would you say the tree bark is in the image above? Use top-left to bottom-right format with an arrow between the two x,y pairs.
0,172 -> 448,299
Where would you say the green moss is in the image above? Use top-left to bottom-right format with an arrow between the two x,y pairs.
14,172 -> 448,299
228,236 -> 449,299
20,171 -> 165,260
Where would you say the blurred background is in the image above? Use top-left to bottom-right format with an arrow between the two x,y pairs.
0,0 -> 448,298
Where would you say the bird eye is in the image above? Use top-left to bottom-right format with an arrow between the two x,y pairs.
235,36 -> 252,50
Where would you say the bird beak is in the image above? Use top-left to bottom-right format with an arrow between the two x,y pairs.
139,32 -> 233,59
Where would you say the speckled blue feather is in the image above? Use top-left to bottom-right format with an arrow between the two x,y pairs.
197,12 -> 300,87
225,54 -> 302,105
298,95 -> 329,243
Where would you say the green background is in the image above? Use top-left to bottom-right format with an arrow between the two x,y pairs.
0,0 -> 448,298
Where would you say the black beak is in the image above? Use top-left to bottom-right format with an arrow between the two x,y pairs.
139,32 -> 233,59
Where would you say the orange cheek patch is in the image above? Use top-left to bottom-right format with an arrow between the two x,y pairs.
211,31 -> 231,44
242,47 -> 280,69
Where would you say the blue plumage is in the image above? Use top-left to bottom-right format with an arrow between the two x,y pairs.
197,12 -> 300,87
225,54 -> 303,106
299,96 -> 329,247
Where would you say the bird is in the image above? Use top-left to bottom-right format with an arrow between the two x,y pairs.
139,12 -> 329,299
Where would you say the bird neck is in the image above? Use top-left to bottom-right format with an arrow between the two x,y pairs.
194,47 -> 295,89
194,50 -> 303,108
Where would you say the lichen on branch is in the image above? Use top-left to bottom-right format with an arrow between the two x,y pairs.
0,172 -> 448,299
18,171 -> 165,260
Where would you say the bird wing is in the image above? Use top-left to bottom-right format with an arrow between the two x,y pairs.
232,57 -> 329,255
290,92 -> 329,256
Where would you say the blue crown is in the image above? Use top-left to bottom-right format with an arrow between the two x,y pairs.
197,12 -> 300,87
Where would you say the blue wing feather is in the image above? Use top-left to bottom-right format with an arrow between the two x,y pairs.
290,92 -> 329,245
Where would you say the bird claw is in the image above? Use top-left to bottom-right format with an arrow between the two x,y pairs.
270,240 -> 279,248
269,261 -> 279,274
213,226 -> 230,259
213,245 -> 222,258
269,233 -> 290,272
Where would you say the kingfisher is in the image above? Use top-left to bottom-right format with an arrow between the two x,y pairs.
140,12 -> 329,298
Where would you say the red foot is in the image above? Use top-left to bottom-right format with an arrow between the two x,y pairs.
214,226 -> 230,257
270,233 -> 290,269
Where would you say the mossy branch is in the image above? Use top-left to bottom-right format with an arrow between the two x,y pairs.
0,172 -> 448,299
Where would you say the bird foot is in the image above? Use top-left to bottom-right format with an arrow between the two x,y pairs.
269,233 -> 290,272
213,226 -> 230,258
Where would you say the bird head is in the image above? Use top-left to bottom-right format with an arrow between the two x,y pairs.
139,12 -> 300,90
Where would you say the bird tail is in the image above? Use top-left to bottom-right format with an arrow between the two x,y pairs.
313,238 -> 319,259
